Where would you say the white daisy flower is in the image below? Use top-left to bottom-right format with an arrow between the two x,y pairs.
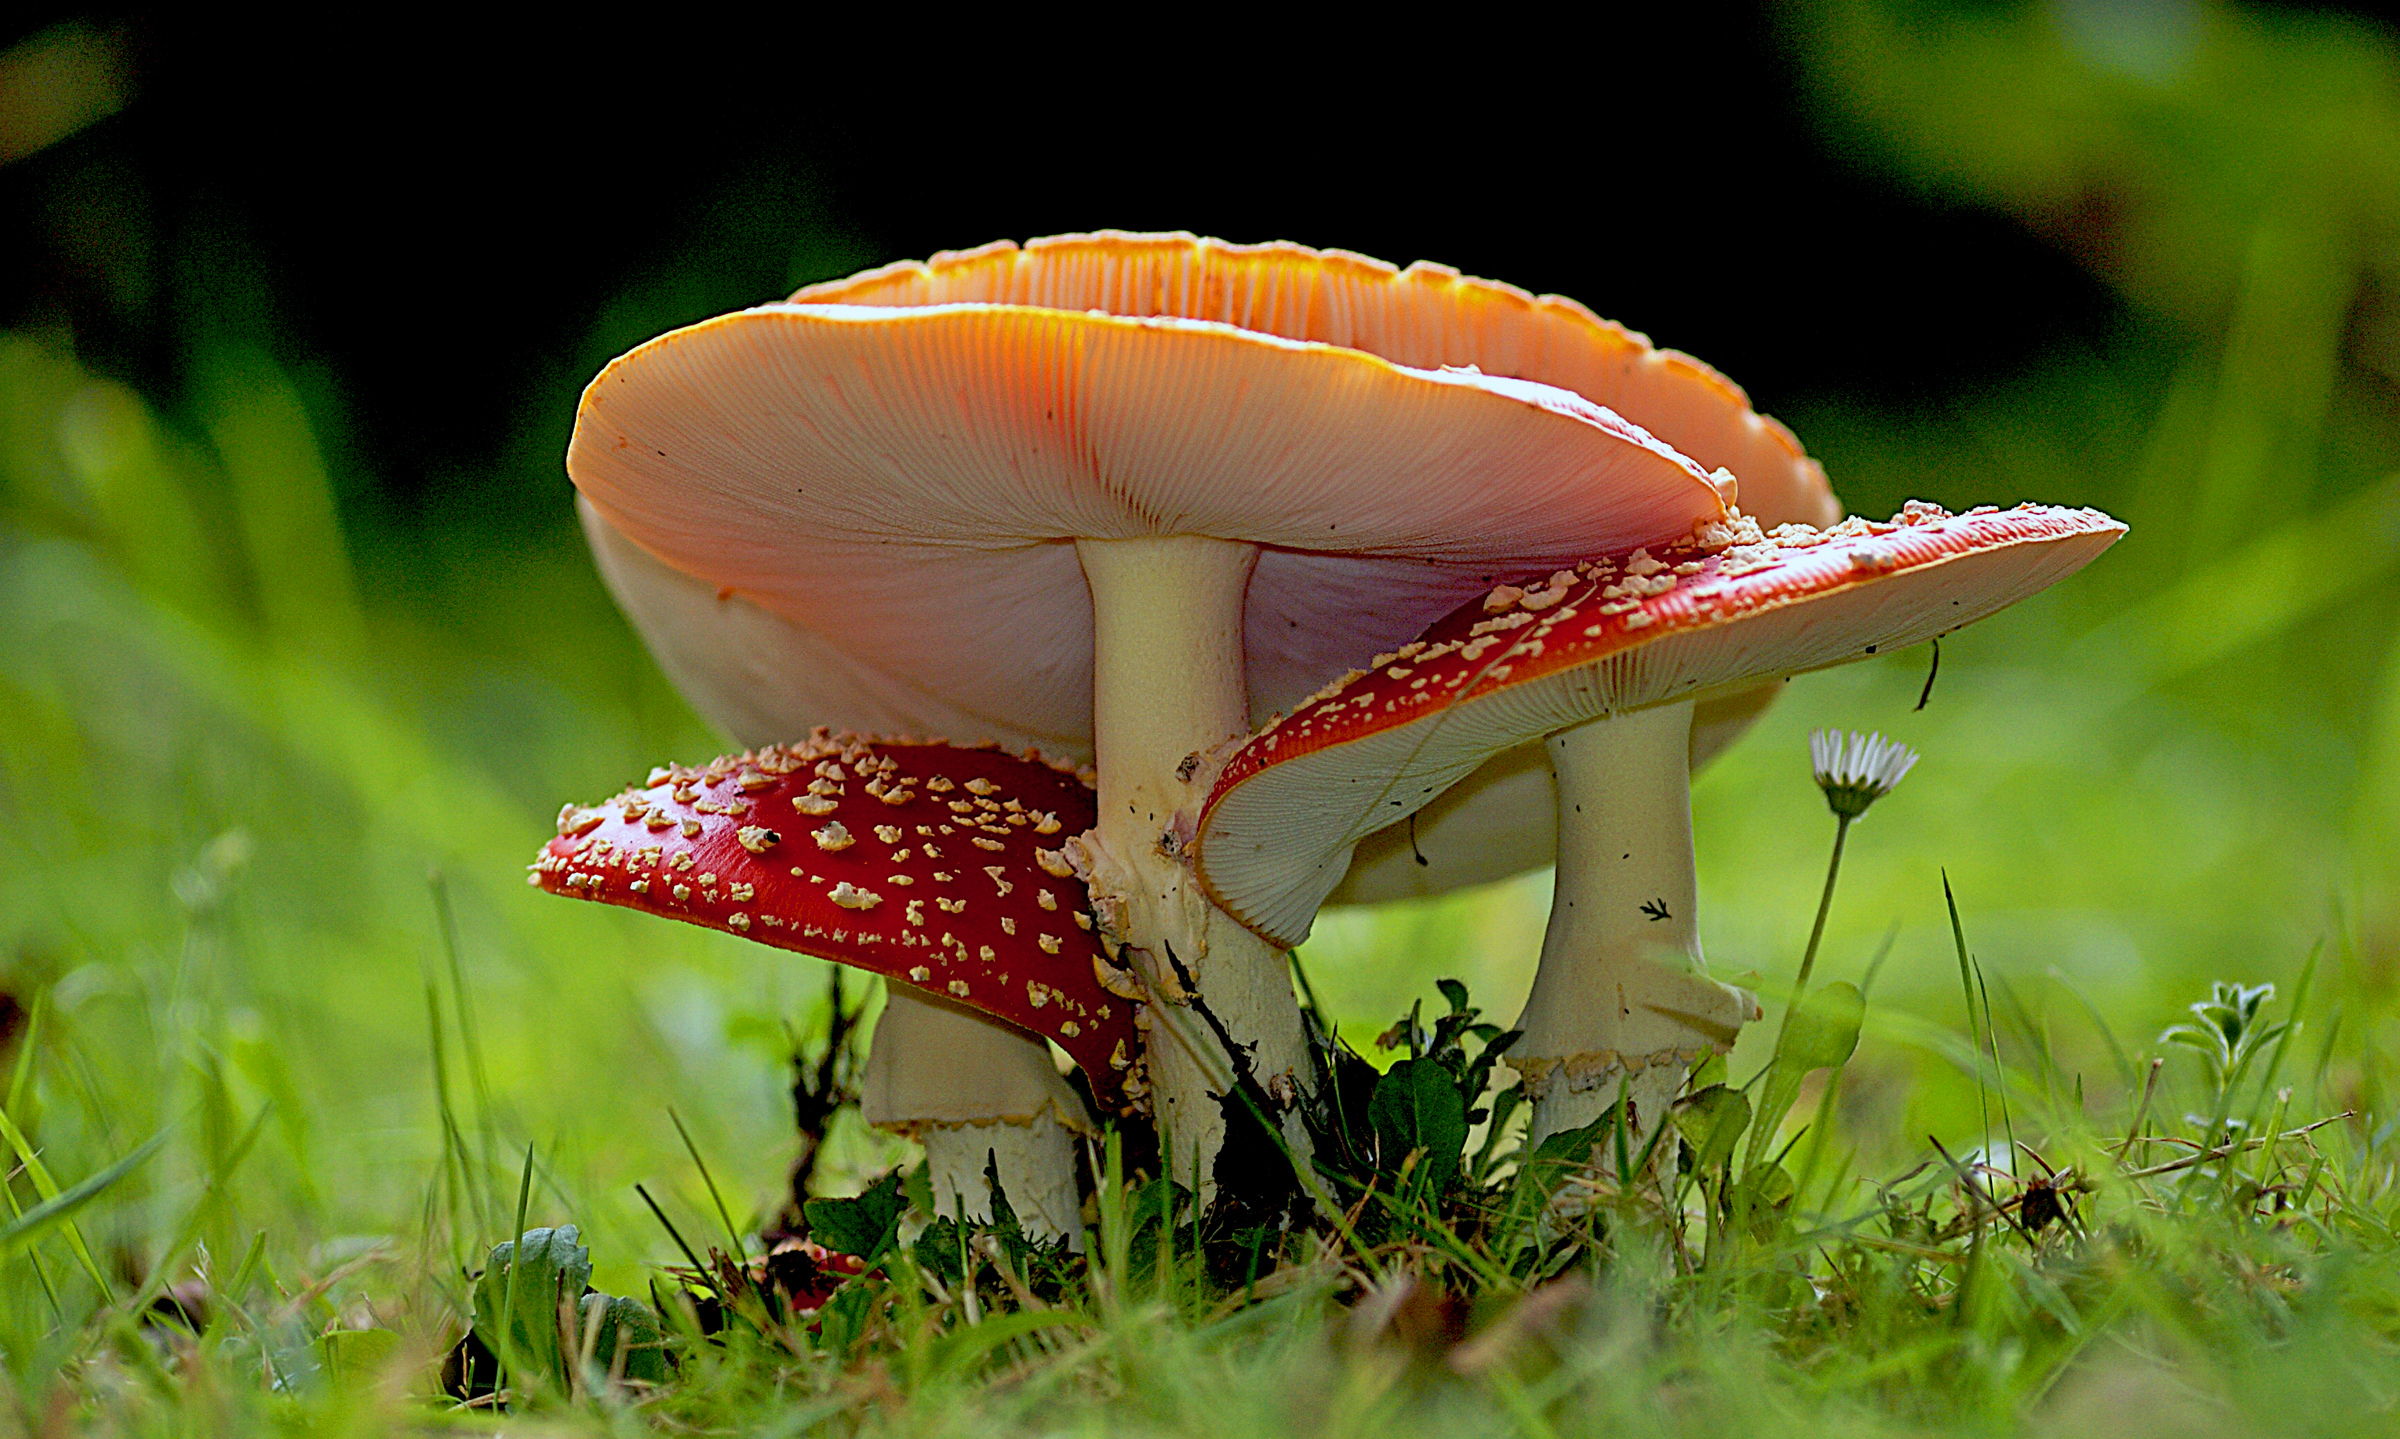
1810,730 -> 1919,819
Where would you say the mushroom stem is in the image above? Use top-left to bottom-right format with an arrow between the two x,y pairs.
1512,700 -> 1758,1154
1074,534 -> 1314,1192
861,986 -> 1092,1244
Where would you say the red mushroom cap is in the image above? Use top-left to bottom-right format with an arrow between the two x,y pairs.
531,733 -> 1139,1109
1195,502 -> 2127,947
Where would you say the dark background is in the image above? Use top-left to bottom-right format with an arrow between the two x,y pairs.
1,8 -> 2147,521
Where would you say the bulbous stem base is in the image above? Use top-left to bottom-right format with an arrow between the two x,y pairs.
1513,701 -> 1757,1155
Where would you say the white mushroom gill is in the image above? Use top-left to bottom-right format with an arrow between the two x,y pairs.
1510,700 -> 1759,1152
1072,534 -> 1315,1191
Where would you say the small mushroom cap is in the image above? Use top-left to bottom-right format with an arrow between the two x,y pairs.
570,299 -> 1726,754
531,734 -> 1140,1109
1194,502 -> 2126,947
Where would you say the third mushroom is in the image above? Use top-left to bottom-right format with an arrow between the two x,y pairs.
1195,502 -> 2124,1151
534,735 -> 1137,1238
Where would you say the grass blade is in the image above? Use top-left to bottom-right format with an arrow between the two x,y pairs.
422,975 -> 482,1244
498,1140 -> 536,1388
0,1102 -> 115,1296
5,989 -> 45,1118
110,1106 -> 268,1339
636,1181 -> 729,1311
430,869 -> 499,1210
1943,872 -> 1993,1161
2044,964 -> 2137,1094
0,1127 -> 167,1261
1975,963 -> 2017,1171
668,1106 -> 747,1260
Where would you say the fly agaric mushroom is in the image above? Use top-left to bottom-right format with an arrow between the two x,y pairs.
532,734 -> 1136,1237
1194,502 -> 2125,1149
565,237 -> 1753,1186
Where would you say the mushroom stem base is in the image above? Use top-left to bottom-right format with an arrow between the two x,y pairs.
920,1115 -> 1085,1246
862,985 -> 1093,1243
1518,1051 -> 1707,1170
1512,701 -> 1757,1153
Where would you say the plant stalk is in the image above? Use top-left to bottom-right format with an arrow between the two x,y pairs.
1743,812 -> 1850,1178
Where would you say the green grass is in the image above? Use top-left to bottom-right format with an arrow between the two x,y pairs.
2,910 -> 2394,1437
4,1 -> 2400,1431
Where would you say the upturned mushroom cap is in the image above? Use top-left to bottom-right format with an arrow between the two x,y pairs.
575,232 -> 1838,902
531,733 -> 1140,1108
569,298 -> 1728,754
1194,502 -> 2127,947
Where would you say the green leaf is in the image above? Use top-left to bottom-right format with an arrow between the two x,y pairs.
1750,982 -> 1868,1168
471,1224 -> 592,1390
805,1169 -> 906,1265
575,1292 -> 671,1385
1736,1162 -> 1797,1236
1672,1085 -> 1752,1174
814,1281 -> 874,1352
979,1149 -> 1020,1237
912,1215 -> 969,1284
313,1329 -> 400,1386
1367,1057 -> 1468,1194
1747,1163 -> 1796,1207
1777,982 -> 1866,1072
1497,1105 -> 1625,1246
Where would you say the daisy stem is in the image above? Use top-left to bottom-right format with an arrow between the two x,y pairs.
1739,810 -> 1853,1172
1781,812 -> 1852,1046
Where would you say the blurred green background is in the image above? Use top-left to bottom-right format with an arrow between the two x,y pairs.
2,1 -> 2397,1298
